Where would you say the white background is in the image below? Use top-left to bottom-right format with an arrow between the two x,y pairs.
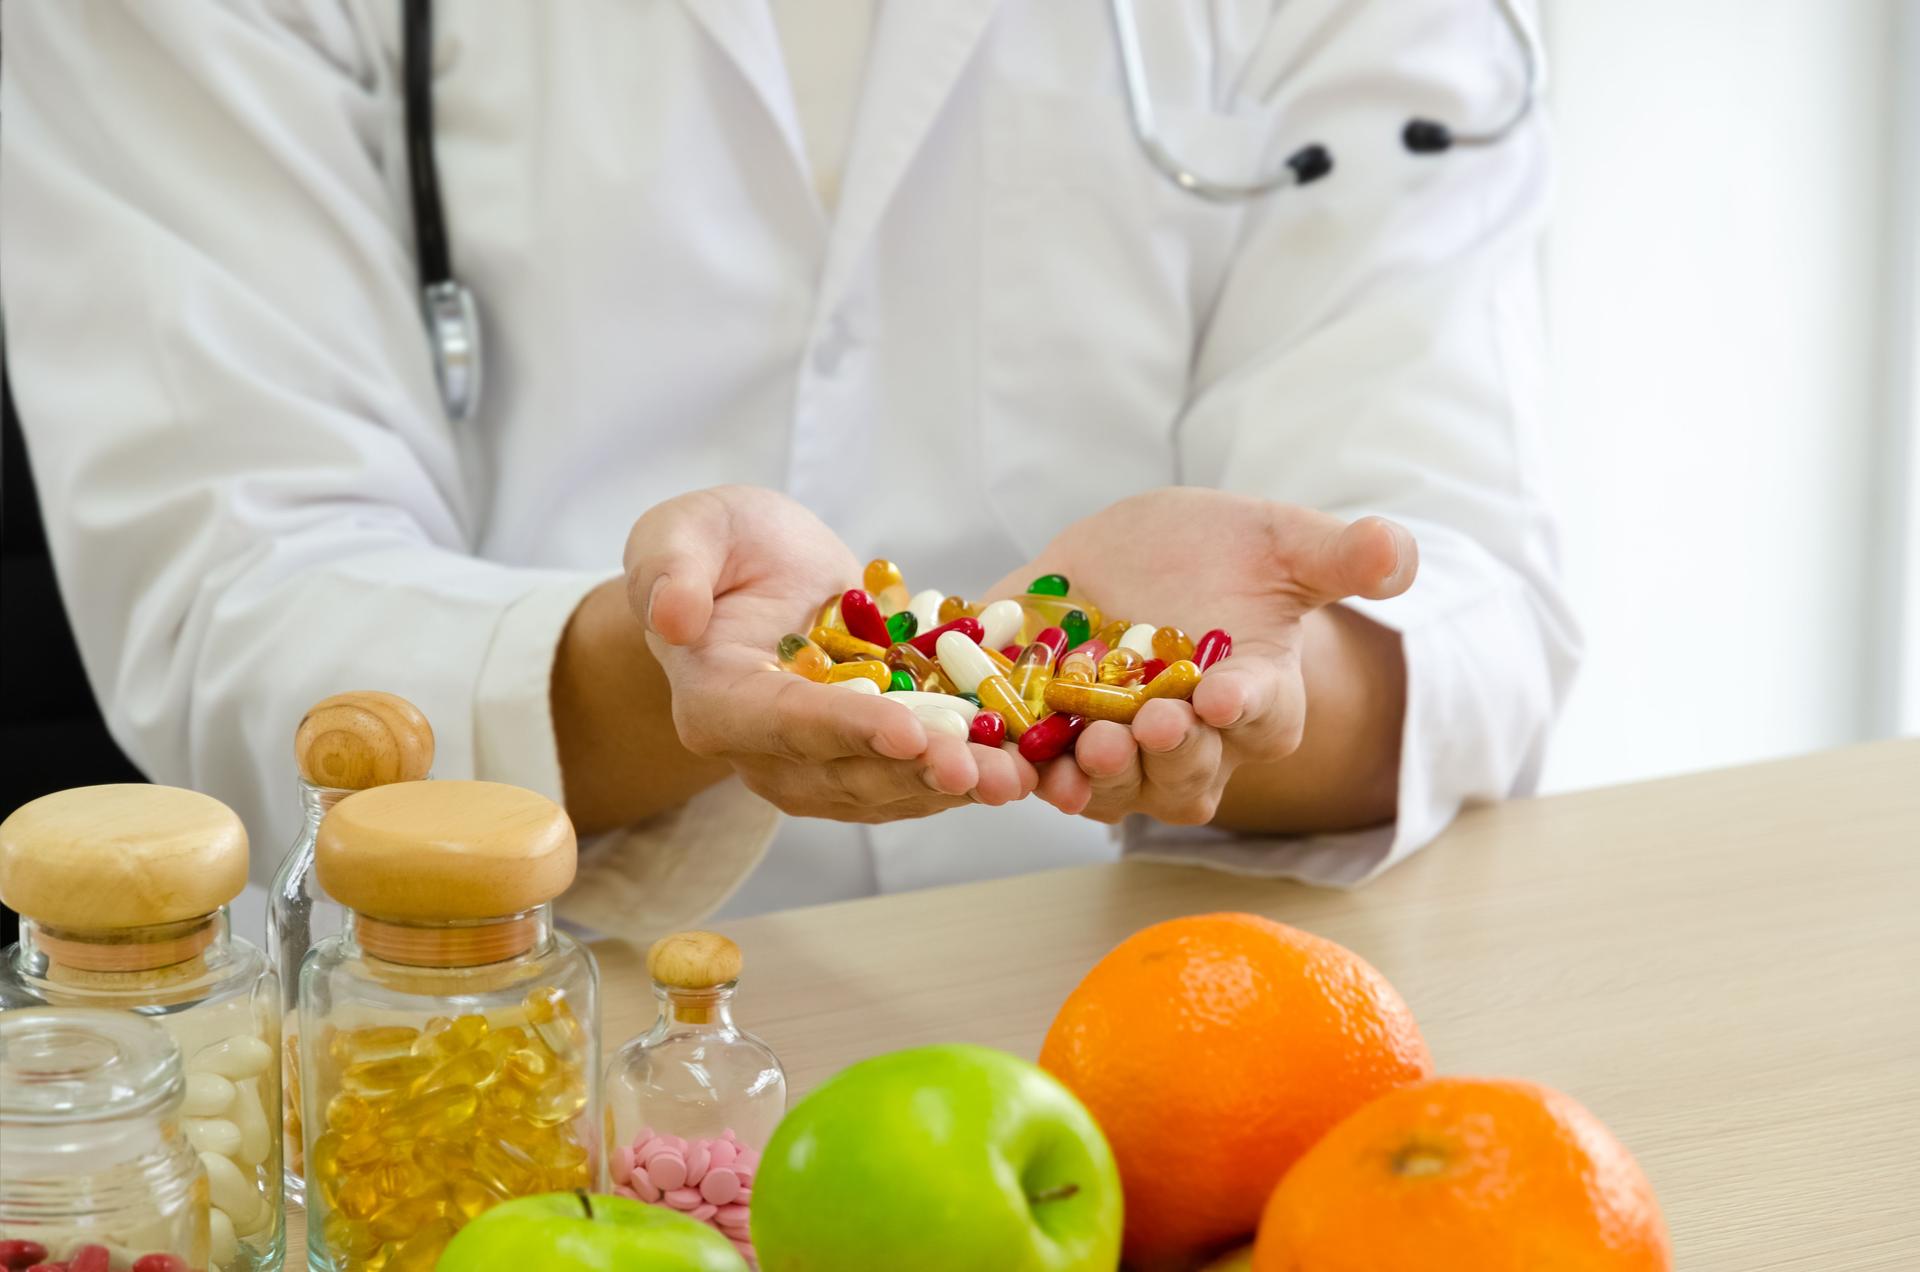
1537,0 -> 1919,792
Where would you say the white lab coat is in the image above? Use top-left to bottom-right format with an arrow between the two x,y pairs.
1,0 -> 1577,936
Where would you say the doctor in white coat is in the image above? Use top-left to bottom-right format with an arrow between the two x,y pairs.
0,0 -> 1577,935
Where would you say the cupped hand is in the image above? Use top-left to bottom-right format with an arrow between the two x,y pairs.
627,486 -> 1036,820
985,488 -> 1415,825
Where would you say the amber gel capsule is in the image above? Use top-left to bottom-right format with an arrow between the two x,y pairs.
810,625 -> 888,663
1152,626 -> 1195,663
1097,648 -> 1147,687
884,641 -> 940,689
1008,640 -> 1056,714
777,633 -> 833,682
1043,679 -> 1145,724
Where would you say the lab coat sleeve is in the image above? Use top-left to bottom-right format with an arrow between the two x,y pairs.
1131,0 -> 1580,884
0,1 -> 614,875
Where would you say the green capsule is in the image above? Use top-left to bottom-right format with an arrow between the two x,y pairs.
1061,609 -> 1091,648
885,611 -> 919,643
958,692 -> 981,707
1027,574 -> 1071,597
887,669 -> 916,693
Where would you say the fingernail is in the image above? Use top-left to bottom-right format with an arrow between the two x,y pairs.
922,768 -> 947,792
645,575 -> 669,630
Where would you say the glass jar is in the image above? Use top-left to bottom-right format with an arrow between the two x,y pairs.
0,1006 -> 210,1270
603,932 -> 786,1265
300,780 -> 600,1272
0,786 -> 283,1272
266,690 -> 434,1206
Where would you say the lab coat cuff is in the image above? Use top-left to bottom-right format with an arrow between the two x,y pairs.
472,570 -> 610,804
1123,576 -> 1555,887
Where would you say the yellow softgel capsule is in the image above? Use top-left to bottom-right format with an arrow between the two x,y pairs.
330,1025 -> 420,1066
451,1176 -> 510,1221
385,1083 -> 479,1141
327,1091 -> 375,1133
415,1047 -> 498,1094
825,659 -> 891,689
369,1194 -> 451,1243
937,595 -> 974,624
863,559 -> 904,596
1057,648 -> 1100,685
342,1054 -> 434,1097
810,625 -> 888,663
1091,619 -> 1132,650
976,675 -> 1036,739
524,1077 -> 589,1128
776,632 -> 833,682
1152,626 -> 1195,663
323,1213 -> 382,1260
983,645 -> 1017,675
386,1218 -> 458,1272
1043,679 -> 1146,723
1097,648 -> 1146,686
1142,659 -> 1202,702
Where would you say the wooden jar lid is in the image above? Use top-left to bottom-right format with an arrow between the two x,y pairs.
647,931 -> 743,990
0,785 -> 249,928
295,690 -> 434,789
315,780 -> 576,921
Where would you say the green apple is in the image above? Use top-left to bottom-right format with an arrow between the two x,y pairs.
436,1192 -> 748,1271
752,1044 -> 1122,1272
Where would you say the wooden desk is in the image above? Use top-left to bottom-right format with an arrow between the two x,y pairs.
288,740 -> 1920,1269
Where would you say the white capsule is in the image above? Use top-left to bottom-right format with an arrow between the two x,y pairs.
209,1205 -> 239,1267
975,599 -> 1024,651
184,1116 -> 243,1158
184,1071 -> 238,1117
200,1150 -> 262,1229
912,705 -> 967,739
830,675 -> 881,695
935,630 -> 995,695
1118,623 -> 1158,657
880,690 -> 979,721
192,1035 -> 272,1080
906,589 -> 945,632
230,1076 -> 271,1167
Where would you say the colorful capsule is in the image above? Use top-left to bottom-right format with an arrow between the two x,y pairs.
1090,619 -> 1132,650
907,615 -> 984,658
1027,573 -> 1070,596
1030,626 -> 1070,664
863,559 -> 904,596
887,668 -> 916,693
1057,640 -> 1108,685
885,610 -> 919,643
881,690 -> 978,721
1018,712 -> 1088,763
906,589 -> 945,631
1044,679 -> 1146,723
884,641 -> 940,687
935,628 -> 997,694
1009,641 -> 1056,712
341,1055 -> 433,1097
1137,657 -> 1167,685
915,705 -> 968,738
776,632 -> 833,681
1193,628 -> 1233,671
937,595 -> 974,624
984,644 -> 1017,675
1060,609 -> 1091,649
812,595 -> 844,632
811,625 -> 889,662
976,598 -> 1025,650
825,659 -> 891,689
1142,659 -> 1202,701
976,675 -> 1037,738
1152,626 -> 1195,663
968,711 -> 1007,747
838,589 -> 892,647
1019,592 -> 1103,637
1097,647 -> 1147,686
1117,623 -> 1159,657
1000,644 -> 1023,661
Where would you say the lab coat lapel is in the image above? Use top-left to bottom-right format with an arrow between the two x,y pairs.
677,0 -> 809,177
818,0 -> 1004,310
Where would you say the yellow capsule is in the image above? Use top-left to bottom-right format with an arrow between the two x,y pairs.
391,1083 -> 479,1141
529,1134 -> 590,1173
975,674 -> 1036,739
324,1212 -> 382,1260
775,632 -> 833,682
370,1195 -> 451,1242
937,595 -> 973,624
812,595 -> 844,632
883,641 -> 938,688
503,1044 -> 552,1087
342,1054 -> 433,1096
809,625 -> 888,663
415,1047 -> 498,1094
524,987 -> 587,1060
390,1217 -> 457,1272
876,583 -> 912,615
358,1244 -> 395,1272
310,1131 -> 344,1185
1057,648 -> 1100,684
329,1025 -> 420,1067
1018,593 -> 1104,636
1097,648 -> 1147,686
983,645 -> 1016,675
488,1076 -> 530,1113
336,1129 -> 385,1167
863,559 -> 904,596
1043,679 -> 1145,723
450,1175 -> 510,1221
371,1154 -> 428,1197
1152,626 -> 1195,663
1091,619 -> 1131,650
524,1078 -> 588,1129
327,1091 -> 373,1133
825,658 -> 891,689
470,1138 -> 542,1193
1142,659 -> 1202,702
336,1172 -> 385,1221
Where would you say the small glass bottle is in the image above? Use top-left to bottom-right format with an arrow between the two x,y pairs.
267,689 -> 434,1206
0,785 -> 284,1272
603,932 -> 786,1265
300,780 -> 600,1272
0,1006 -> 211,1268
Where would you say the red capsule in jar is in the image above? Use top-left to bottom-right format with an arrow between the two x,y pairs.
0,1242 -> 49,1270
1017,712 -> 1088,763
65,1249 -> 108,1272
968,710 -> 1007,747
907,616 -> 984,657
838,588 -> 892,647
1192,628 -> 1233,671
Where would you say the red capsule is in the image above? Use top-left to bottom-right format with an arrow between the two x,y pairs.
0,1243 -> 49,1271
66,1250 -> 108,1272
1017,713 -> 1088,763
1029,625 -> 1069,663
1192,628 -> 1233,671
907,616 -> 984,657
968,710 -> 1007,747
1137,657 -> 1167,684
131,1258 -> 189,1272
838,588 -> 892,647
1000,644 -> 1023,662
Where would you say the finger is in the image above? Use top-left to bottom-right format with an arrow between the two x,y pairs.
1189,643 -> 1306,760
743,765 -> 969,823
1036,755 -> 1094,815
1074,721 -> 1142,824
918,734 -> 981,796
682,672 -> 930,763
1134,701 -> 1226,823
971,744 -> 1038,806
1283,513 -> 1417,609
823,749 -> 976,806
623,491 -> 732,644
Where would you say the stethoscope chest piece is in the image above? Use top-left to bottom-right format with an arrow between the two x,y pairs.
421,279 -> 482,424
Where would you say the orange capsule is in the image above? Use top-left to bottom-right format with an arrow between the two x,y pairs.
1142,659 -> 1202,702
937,595 -> 974,624
975,674 -> 1037,739
1091,619 -> 1131,650
810,626 -> 889,662
1043,679 -> 1145,724
1097,648 -> 1147,686
863,559 -> 904,596
825,659 -> 891,689
777,633 -> 833,681
1152,626 -> 1195,663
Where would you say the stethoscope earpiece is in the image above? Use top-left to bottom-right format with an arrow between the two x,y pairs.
1402,119 -> 1454,155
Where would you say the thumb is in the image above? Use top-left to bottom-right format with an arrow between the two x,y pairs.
1285,514 -> 1418,609
624,492 -> 731,645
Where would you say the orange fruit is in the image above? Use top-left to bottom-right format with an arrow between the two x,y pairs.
1038,913 -> 1431,1265
1252,1077 -> 1672,1272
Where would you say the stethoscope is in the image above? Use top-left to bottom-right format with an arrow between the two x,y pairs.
403,0 -> 1542,423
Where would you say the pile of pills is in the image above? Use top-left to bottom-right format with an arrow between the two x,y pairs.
777,562 -> 1232,762
0,1241 -> 191,1272
611,1130 -> 759,1267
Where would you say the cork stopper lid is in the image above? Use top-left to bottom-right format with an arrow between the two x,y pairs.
0,785 -> 248,928
295,690 -> 434,789
647,931 -> 743,990
315,780 -> 575,921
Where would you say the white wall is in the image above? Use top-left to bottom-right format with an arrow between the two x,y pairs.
1537,0 -> 1903,791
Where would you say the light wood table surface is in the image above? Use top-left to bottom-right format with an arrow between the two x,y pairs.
288,739 -> 1920,1268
